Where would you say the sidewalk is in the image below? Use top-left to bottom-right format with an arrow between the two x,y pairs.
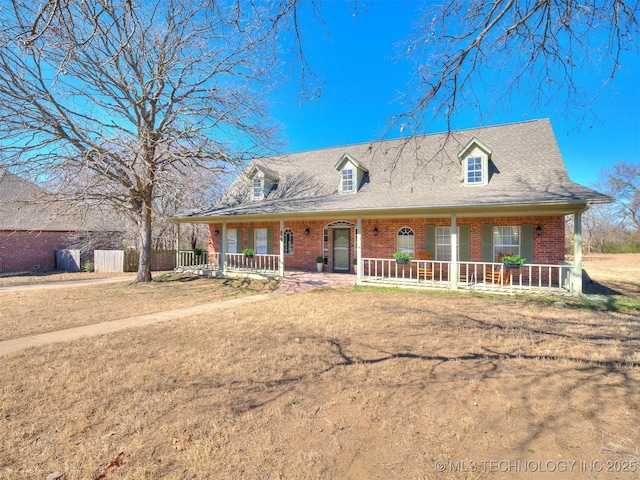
0,271 -> 356,357
0,275 -> 137,293
0,294 -> 271,357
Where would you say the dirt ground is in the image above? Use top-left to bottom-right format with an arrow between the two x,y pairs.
0,255 -> 638,479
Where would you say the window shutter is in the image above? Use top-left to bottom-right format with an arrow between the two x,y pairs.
247,227 -> 254,250
425,225 -> 435,256
482,224 -> 493,262
521,224 -> 533,264
459,225 -> 470,261
236,228 -> 243,253
266,227 -> 273,254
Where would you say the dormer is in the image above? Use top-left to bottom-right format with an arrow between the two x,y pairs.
458,138 -> 492,186
248,164 -> 279,201
335,153 -> 368,194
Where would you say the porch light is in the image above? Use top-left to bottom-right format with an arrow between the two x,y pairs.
536,224 -> 542,237
305,227 -> 310,236
373,227 -> 379,236
213,229 -> 219,236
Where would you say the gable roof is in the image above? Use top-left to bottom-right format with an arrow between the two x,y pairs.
176,119 -> 611,222
0,169 -> 124,232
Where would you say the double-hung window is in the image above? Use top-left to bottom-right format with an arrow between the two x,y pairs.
341,169 -> 354,193
466,157 -> 483,184
252,177 -> 263,200
493,226 -> 520,260
255,228 -> 268,255
226,229 -> 238,254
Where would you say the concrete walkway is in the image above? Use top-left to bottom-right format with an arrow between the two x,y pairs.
0,271 -> 356,357
0,275 -> 137,293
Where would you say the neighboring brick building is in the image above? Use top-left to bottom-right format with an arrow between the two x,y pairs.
0,169 -> 124,273
174,119 -> 611,295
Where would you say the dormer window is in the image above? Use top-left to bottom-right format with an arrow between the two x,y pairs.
252,177 -> 263,200
248,164 -> 279,201
466,156 -> 483,184
458,138 -> 491,186
335,153 -> 368,194
341,169 -> 354,193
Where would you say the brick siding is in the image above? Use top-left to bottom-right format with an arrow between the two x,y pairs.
0,231 -> 71,273
206,215 -> 565,272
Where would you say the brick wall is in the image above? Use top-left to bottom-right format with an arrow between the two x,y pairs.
0,231 -> 72,273
206,215 -> 566,272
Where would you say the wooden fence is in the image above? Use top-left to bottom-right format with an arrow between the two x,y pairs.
94,249 -> 176,273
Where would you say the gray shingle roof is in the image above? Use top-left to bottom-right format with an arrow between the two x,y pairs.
178,119 -> 611,221
0,169 -> 124,232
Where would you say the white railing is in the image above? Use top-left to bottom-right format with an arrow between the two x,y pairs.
361,258 -> 572,293
361,258 -> 450,286
225,253 -> 279,274
178,250 -> 209,266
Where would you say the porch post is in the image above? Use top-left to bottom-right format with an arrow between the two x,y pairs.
450,214 -> 458,289
279,219 -> 285,277
175,222 -> 181,268
356,216 -> 362,281
221,222 -> 227,274
572,209 -> 583,295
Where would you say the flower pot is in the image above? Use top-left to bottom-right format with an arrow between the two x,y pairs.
316,263 -> 323,272
245,254 -> 254,258
504,263 -> 521,269
396,259 -> 407,265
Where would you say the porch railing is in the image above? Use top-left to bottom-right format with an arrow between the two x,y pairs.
361,258 -> 572,293
178,250 -> 212,267
177,251 -> 220,272
225,253 -> 279,274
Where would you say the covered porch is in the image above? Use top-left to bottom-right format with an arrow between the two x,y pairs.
174,208 -> 587,296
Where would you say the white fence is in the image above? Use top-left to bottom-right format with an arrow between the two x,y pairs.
361,258 -> 572,293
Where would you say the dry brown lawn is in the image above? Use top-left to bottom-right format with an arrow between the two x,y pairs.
0,274 -> 277,341
0,255 -> 639,479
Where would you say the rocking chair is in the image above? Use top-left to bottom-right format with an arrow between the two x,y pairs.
415,251 -> 433,281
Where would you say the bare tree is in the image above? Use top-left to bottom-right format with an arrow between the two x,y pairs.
0,0 -> 299,281
396,0 -> 639,133
599,160 -> 640,231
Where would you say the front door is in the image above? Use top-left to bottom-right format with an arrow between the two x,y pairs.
332,228 -> 350,272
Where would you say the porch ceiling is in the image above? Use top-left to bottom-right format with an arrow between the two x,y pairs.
172,200 -> 592,224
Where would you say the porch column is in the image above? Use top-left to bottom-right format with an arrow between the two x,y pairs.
221,222 -> 227,274
175,222 -> 181,268
356,216 -> 362,281
572,209 -> 583,295
279,219 -> 285,277
450,214 -> 458,289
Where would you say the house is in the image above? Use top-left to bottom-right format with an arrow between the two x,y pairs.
0,169 -> 125,273
173,119 -> 611,295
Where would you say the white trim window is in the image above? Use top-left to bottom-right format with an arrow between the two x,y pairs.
226,229 -> 237,254
493,226 -> 520,260
255,228 -> 268,255
466,156 -> 483,184
283,228 -> 293,254
397,227 -> 414,256
341,169 -> 354,193
252,177 -> 263,200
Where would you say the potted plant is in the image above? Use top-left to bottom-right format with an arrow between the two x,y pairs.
315,256 -> 324,272
393,252 -> 412,264
502,254 -> 526,268
242,248 -> 255,258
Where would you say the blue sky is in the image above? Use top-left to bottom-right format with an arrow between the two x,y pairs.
270,1 -> 640,188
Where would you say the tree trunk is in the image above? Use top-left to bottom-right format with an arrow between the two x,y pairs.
137,198 -> 153,282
